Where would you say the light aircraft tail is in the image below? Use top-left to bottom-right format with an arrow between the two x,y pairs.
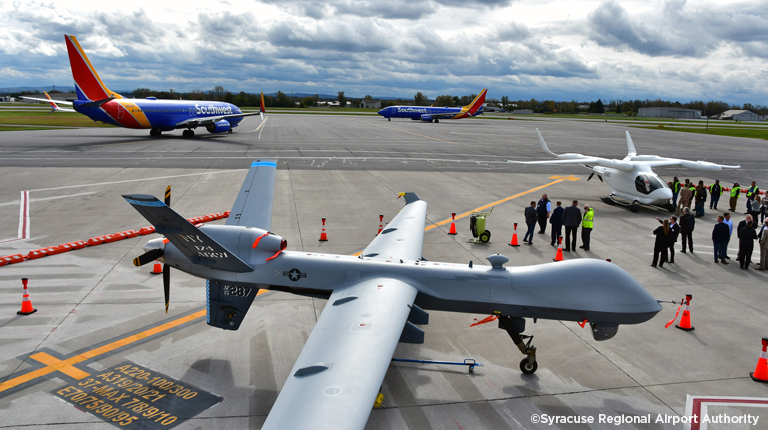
260,91 -> 266,120
64,34 -> 123,102
465,89 -> 487,116
625,131 -> 637,158
536,129 -> 558,157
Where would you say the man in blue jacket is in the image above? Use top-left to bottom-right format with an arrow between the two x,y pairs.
550,201 -> 565,246
524,201 -> 537,245
712,215 -> 730,264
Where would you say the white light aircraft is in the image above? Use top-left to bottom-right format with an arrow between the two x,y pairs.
508,129 -> 740,212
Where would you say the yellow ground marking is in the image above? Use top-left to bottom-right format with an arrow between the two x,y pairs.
352,118 -> 458,145
0,310 -> 206,394
28,352 -> 91,380
352,176 -> 579,256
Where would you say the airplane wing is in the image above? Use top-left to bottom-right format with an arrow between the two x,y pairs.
21,93 -> 77,113
637,159 -> 740,170
19,97 -> 74,105
262,277 -> 418,430
508,157 -> 635,172
173,111 -> 263,128
360,192 -> 426,261
225,159 -> 276,230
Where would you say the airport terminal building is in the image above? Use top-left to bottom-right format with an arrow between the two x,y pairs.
638,107 -> 702,119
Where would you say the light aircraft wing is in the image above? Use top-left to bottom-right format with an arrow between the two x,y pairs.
360,192 -> 426,261
262,277 -> 418,430
508,157 -> 635,172
225,160 -> 276,230
637,159 -> 741,170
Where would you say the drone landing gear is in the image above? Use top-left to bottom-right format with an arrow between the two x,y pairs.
498,316 -> 537,374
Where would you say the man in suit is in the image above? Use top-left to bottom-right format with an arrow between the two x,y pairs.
536,193 -> 551,235
679,208 -> 695,253
710,179 -> 723,210
712,216 -> 730,264
562,200 -> 581,252
550,200 -> 565,246
658,216 -> 680,262
523,201 -> 537,245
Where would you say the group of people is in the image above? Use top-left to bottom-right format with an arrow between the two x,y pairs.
652,209 -> 768,271
523,194 -> 593,252
672,177 -> 764,222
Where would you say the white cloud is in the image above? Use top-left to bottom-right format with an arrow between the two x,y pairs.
0,0 -> 767,104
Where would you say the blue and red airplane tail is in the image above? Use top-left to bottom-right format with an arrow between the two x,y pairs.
64,35 -> 123,102
466,89 -> 487,116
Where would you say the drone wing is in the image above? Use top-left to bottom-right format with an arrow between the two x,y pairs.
639,159 -> 740,171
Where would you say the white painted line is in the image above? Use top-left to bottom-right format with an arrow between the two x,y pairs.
0,192 -> 95,207
27,169 -> 244,192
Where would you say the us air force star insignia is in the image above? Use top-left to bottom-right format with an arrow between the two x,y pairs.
283,268 -> 306,282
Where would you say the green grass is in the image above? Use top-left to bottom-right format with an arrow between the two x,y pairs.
0,110 -> 111,127
632,125 -> 768,140
0,125 -> 69,131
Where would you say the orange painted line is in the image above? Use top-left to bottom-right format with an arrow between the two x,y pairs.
425,178 -> 567,231
0,310 -> 206,394
29,352 -> 91,380
352,177 -> 570,256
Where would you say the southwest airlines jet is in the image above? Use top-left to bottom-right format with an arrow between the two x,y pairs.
377,89 -> 486,123
22,35 -> 265,138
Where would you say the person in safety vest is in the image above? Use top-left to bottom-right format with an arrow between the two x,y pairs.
580,204 -> 594,251
709,180 -> 723,210
746,181 -> 760,214
729,182 -> 741,212
671,177 -> 681,207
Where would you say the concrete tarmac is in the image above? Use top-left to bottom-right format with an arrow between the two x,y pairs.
0,116 -> 767,429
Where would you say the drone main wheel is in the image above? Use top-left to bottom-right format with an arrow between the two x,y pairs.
520,358 -> 537,374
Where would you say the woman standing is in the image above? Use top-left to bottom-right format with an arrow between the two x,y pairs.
652,219 -> 671,268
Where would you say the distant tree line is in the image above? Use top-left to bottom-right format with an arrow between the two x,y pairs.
10,85 -> 765,116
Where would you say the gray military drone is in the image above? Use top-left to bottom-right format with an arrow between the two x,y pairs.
124,160 -> 662,430
508,129 -> 740,212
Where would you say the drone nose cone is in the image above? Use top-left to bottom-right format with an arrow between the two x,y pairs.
143,238 -> 166,253
658,188 -> 673,199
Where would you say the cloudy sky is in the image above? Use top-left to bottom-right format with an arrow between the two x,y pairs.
2,0 -> 767,104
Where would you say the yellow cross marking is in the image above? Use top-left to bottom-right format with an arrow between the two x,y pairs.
28,352 -> 90,380
0,310 -> 206,394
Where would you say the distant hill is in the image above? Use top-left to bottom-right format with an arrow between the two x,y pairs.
265,92 -> 407,101
0,85 -> 75,94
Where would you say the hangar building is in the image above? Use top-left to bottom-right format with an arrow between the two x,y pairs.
638,107 -> 702,119
715,110 -> 761,121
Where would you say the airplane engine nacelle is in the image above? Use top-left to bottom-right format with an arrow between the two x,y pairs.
206,120 -> 231,133
591,322 -> 619,341
420,114 -> 433,122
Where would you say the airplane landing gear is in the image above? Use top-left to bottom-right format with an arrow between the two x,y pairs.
498,316 -> 538,374
434,119 -> 439,123
388,118 -> 391,121
182,129 -> 195,139
227,129 -> 233,134
149,128 -> 162,137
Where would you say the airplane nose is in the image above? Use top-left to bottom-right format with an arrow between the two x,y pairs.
377,108 -> 386,116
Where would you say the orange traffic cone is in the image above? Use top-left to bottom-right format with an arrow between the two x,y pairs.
319,218 -> 328,241
751,337 -> 768,383
151,261 -> 162,275
553,237 -> 563,261
676,294 -> 694,331
17,278 -> 37,315
448,213 -> 457,235
509,222 -> 520,246
377,214 -> 384,235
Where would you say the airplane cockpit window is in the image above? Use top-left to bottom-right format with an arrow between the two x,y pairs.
635,175 -> 665,195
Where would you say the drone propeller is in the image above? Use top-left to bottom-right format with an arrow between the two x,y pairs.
133,248 -> 164,266
587,173 -> 594,181
132,185 -> 173,313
